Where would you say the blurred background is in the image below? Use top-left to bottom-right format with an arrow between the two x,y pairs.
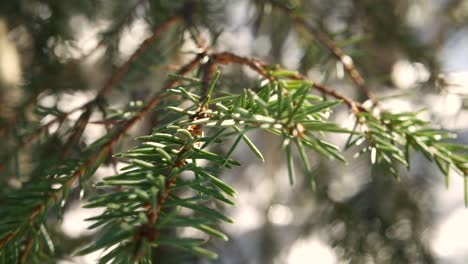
1,0 -> 468,263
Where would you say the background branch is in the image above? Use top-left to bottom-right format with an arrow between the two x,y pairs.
271,0 -> 376,102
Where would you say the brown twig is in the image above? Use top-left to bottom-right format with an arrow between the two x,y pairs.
19,235 -> 34,264
212,52 -> 274,82
271,1 -> 375,102
0,106 -> 82,175
60,109 -> 92,159
79,0 -> 147,63
200,60 -> 217,102
96,15 -> 182,98
211,51 -> 367,114
312,83 -> 367,114
286,73 -> 368,114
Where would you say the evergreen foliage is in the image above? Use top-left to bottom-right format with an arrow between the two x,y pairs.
0,0 -> 467,262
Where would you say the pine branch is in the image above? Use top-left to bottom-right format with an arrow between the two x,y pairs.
133,115 -> 205,261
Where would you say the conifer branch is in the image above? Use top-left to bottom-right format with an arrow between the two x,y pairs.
96,15 -> 182,98
0,15 -> 182,174
0,0 -> 148,137
1,2 -> 467,262
0,106 -> 83,174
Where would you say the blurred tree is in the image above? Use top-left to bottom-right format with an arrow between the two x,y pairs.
0,0 -> 467,263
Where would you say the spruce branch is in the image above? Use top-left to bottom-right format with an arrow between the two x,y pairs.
0,55 -> 202,254
132,64 -> 217,262
0,105 -> 83,175
78,65 -> 228,262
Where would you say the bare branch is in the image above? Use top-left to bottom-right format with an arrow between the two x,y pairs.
271,1 -> 376,102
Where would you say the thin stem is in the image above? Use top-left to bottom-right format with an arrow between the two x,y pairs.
199,61 -> 218,108
96,15 -> 182,97
212,52 -> 275,82
59,15 -> 182,158
211,51 -> 367,114
19,235 -> 34,264
60,109 -> 92,159
271,1 -> 376,102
